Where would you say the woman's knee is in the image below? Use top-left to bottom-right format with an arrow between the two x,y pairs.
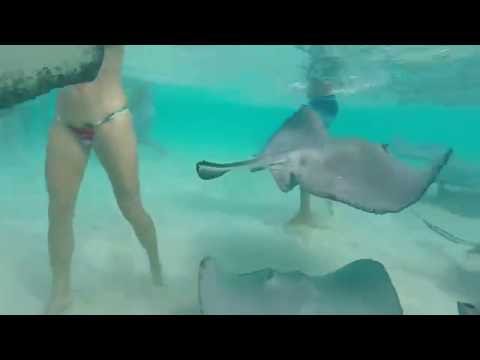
116,191 -> 147,224
48,196 -> 76,222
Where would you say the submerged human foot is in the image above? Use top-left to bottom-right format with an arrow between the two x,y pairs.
287,211 -> 328,229
45,294 -> 73,315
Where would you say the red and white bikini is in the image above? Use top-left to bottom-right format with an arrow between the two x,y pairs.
67,105 -> 130,147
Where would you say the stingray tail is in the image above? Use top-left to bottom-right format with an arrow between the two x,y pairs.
406,148 -> 453,209
429,148 -> 453,180
196,159 -> 257,180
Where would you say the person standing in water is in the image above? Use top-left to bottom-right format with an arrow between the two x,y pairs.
288,46 -> 341,228
45,45 -> 161,314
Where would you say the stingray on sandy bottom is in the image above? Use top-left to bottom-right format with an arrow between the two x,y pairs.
458,302 -> 480,315
198,257 -> 404,315
0,45 -> 104,109
197,105 -> 452,215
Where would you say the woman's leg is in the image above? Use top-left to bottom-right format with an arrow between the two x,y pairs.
94,112 -> 162,285
288,188 -> 316,227
45,122 -> 90,314
288,188 -> 334,228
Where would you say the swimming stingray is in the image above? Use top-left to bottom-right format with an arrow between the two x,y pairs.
197,105 -> 453,215
198,257 -> 404,315
0,45 -> 104,109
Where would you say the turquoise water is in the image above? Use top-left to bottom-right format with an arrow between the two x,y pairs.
1,67 -> 480,314
152,84 -> 480,159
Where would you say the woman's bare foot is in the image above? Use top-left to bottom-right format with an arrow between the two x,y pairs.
287,211 -> 325,229
45,294 -> 73,315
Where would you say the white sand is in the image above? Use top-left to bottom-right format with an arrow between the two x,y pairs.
0,141 -> 479,315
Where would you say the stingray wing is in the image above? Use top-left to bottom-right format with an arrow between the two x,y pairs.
458,302 -> 480,315
260,105 -> 328,156
198,257 -> 403,315
297,140 -> 453,214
